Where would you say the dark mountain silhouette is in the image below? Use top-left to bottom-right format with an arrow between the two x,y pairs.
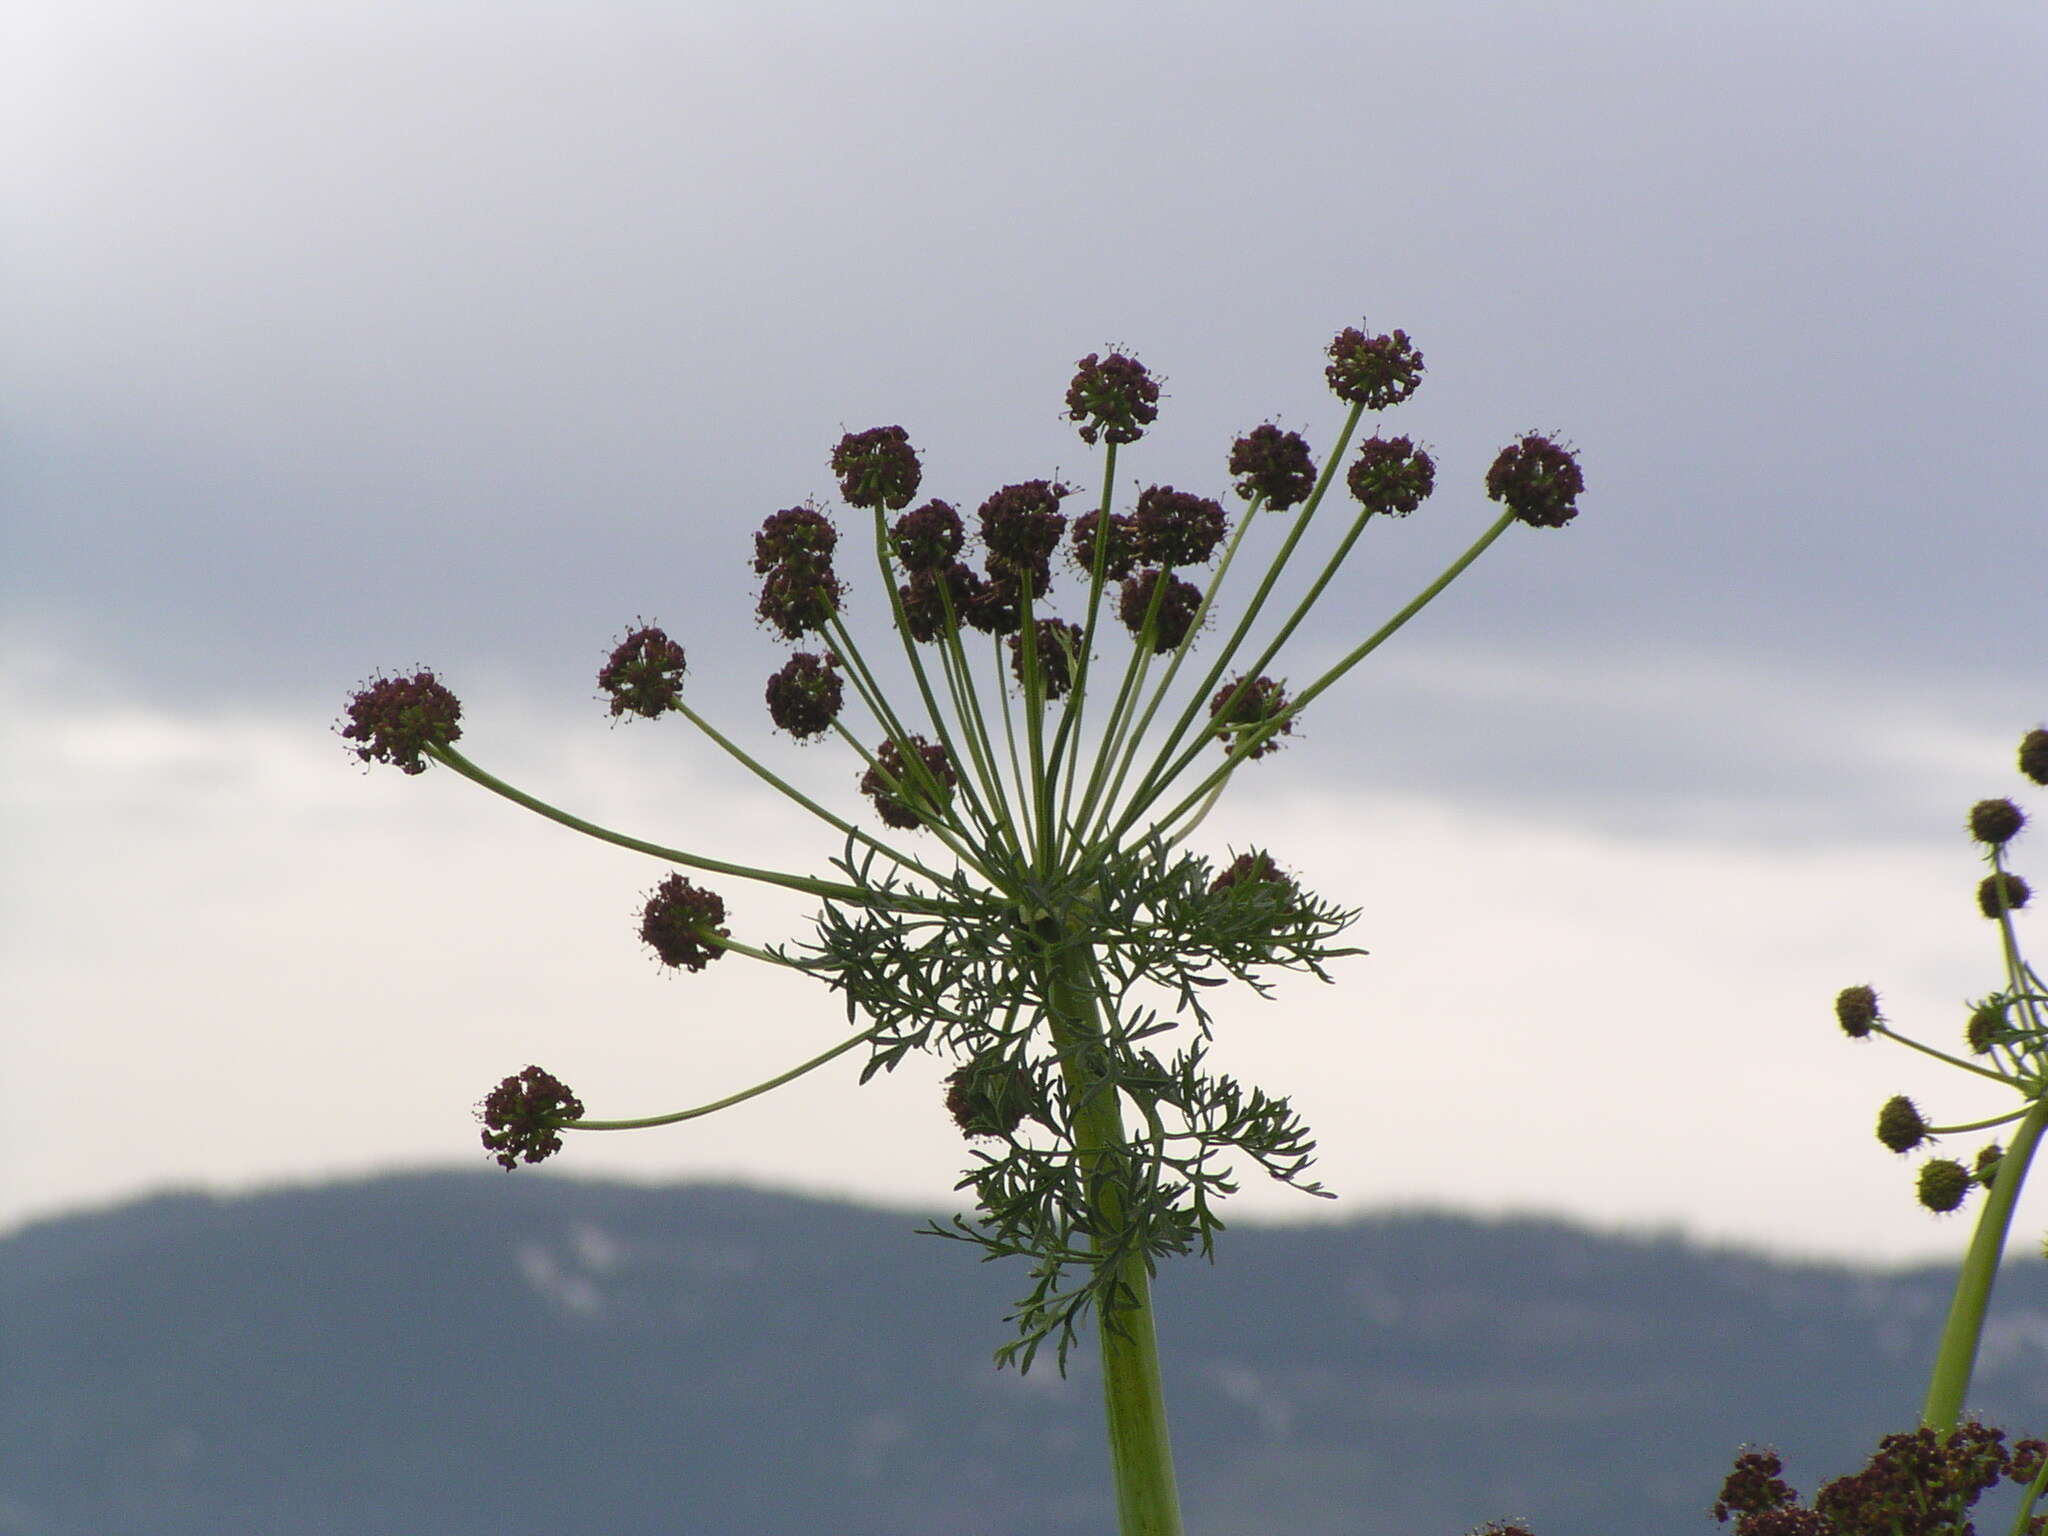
4,1172 -> 2045,1535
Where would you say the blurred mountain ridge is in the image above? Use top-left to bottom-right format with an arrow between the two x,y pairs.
5,1171 -> 2046,1536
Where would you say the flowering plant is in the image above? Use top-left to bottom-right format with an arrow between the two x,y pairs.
346,322 -> 1582,1533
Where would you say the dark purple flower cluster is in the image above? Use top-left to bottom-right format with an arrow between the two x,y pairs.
1228,424 -> 1317,509
764,651 -> 843,740
639,874 -> 730,972
1117,569 -> 1203,654
1324,326 -> 1424,409
1346,434 -> 1436,517
1210,849 -> 1297,903
1208,675 -> 1294,759
478,1065 -> 584,1170
831,426 -> 922,511
597,624 -> 687,720
1069,509 -> 1140,582
341,670 -> 463,775
1009,619 -> 1084,699
754,506 -> 845,640
945,1060 -> 1034,1139
978,480 -> 1071,596
897,561 -> 982,643
861,735 -> 956,830
1486,435 -> 1585,529
1715,1426 -> 2047,1536
890,500 -> 966,571
1132,486 -> 1227,567
752,506 -> 838,571
1065,351 -> 1160,446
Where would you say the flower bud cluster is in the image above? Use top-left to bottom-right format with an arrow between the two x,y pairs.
861,734 -> 956,831
1227,424 -> 1316,510
754,505 -> 845,640
764,651 -> 843,741
1208,675 -> 1294,760
1486,434 -> 1585,529
831,425 -> 922,511
1064,351 -> 1160,446
341,670 -> 463,774
640,874 -> 730,972
478,1065 -> 584,1170
1837,723 -> 2045,1222
597,623 -> 687,720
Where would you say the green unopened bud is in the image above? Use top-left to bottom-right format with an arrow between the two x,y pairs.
1968,798 -> 2026,847
1835,985 -> 1881,1039
2019,727 -> 2048,787
1877,1095 -> 1931,1154
1917,1158 -> 1972,1214
1966,1001 -> 2006,1055
1977,871 -> 2032,918
1974,1143 -> 2004,1190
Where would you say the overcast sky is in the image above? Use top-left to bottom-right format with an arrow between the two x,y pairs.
5,0 -> 2046,1268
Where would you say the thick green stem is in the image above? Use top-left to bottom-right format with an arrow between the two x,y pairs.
1921,1091 -> 2048,1428
1043,933 -> 1184,1536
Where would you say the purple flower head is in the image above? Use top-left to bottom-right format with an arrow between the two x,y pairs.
752,506 -> 839,574
977,480 -> 1070,590
1064,351 -> 1160,447
1714,1450 -> 1797,1524
1228,425 -> 1317,510
1133,486 -> 1228,567
1209,849 -> 1297,901
963,574 -> 1027,637
945,1061 -> 1034,1139
1069,509 -> 1139,583
1346,435 -> 1436,517
830,426 -> 922,511
1116,569 -> 1203,654
1010,618 -> 1084,700
861,735 -> 957,830
756,561 -> 845,640
1208,675 -> 1294,760
898,561 -> 983,643
889,500 -> 965,573
1486,435 -> 1585,529
341,670 -> 463,775
478,1066 -> 584,1171
597,623 -> 687,720
639,874 -> 730,973
1324,326 -> 1424,409
764,651 -> 843,740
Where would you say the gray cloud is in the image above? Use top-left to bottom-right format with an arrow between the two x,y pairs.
7,1 -> 2041,726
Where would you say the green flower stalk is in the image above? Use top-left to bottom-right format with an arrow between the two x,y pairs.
1829,735 -> 2048,1433
1667,729 -> 2048,1536
1475,733 -> 2048,1536
342,323 -> 1586,1536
